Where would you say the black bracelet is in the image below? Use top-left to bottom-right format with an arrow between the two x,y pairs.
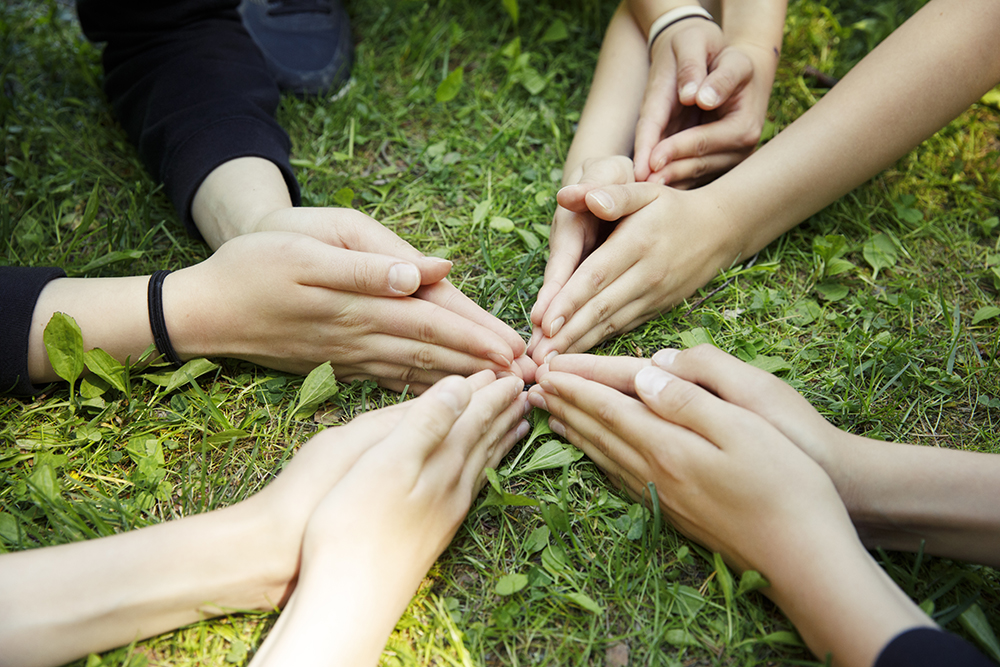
148,270 -> 183,366
647,7 -> 715,52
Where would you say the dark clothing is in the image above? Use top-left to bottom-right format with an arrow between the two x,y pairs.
875,627 -> 995,667
76,0 -> 301,238
0,267 -> 66,396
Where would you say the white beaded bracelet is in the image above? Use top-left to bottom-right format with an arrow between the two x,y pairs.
647,6 -> 715,52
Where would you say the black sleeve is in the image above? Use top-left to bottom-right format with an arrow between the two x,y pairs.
876,627 -> 995,667
0,267 -> 67,396
75,0 -> 301,239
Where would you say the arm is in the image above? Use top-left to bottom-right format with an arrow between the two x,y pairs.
76,0 -> 299,242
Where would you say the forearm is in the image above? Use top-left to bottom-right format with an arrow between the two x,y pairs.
191,157 -> 296,250
765,530 -> 933,667
563,3 -> 648,183
705,0 -> 1000,258
0,502 -> 291,667
719,0 -> 786,52
833,435 -> 1000,568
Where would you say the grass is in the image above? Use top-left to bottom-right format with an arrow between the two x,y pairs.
2,0 -> 999,665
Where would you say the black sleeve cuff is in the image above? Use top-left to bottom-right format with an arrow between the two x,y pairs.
0,267 -> 67,396
876,627 -> 995,667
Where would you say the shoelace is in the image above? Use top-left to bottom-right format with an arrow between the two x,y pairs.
267,0 -> 333,16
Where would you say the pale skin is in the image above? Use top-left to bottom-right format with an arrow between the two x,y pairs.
27,158 -> 538,392
529,0 -> 784,360
529,0 -> 1000,364
527,345 -> 1000,665
0,371 -> 531,667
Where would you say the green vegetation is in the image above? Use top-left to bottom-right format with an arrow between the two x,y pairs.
2,0 -> 999,665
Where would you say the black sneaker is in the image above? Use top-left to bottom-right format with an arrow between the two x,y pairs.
239,0 -> 354,96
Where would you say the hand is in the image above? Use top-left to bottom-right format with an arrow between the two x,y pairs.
250,373 -> 531,666
529,181 -> 741,364
167,232 -> 532,392
528,352 -> 935,666
528,157 -> 635,356
254,206 -> 532,377
634,20 -> 771,186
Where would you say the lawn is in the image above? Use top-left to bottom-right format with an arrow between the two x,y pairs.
2,0 -> 999,665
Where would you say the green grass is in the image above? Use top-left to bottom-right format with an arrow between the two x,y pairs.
2,0 -> 1000,665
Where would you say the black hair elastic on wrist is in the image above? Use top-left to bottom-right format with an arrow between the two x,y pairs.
148,270 -> 183,366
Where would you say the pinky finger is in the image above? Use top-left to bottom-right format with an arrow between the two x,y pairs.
649,151 -> 749,186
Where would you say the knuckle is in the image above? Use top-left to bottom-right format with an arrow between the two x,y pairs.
600,319 -> 619,342
588,267 -> 608,291
693,133 -> 710,158
352,259 -> 382,292
411,345 -> 437,371
402,364 -> 425,384
417,318 -> 436,343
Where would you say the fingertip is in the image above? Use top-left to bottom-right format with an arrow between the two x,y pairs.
696,86 -> 720,109
433,375 -> 472,416
652,348 -> 680,369
679,81 -> 698,103
585,190 -> 614,216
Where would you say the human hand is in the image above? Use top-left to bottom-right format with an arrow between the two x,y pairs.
529,181 -> 740,364
249,372 -> 530,666
167,232 -> 531,392
252,206 -> 532,375
528,157 -> 636,356
634,20 -> 772,186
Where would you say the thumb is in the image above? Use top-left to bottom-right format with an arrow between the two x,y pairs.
582,182 -> 664,221
299,241 -> 429,296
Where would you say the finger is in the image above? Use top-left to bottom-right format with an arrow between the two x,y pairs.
513,354 -> 538,384
380,375 -> 473,462
670,25 -> 710,106
543,354 -> 651,396
633,364 -> 756,450
532,290 -> 652,364
555,156 -> 636,213
417,281 -> 526,360
462,383 -> 532,489
582,182 -> 664,222
647,112 -> 759,178
649,151 -> 749,186
531,207 -> 593,332
696,47 -> 753,111
650,345 -> 831,445
283,234 -> 426,297
526,376 -> 651,490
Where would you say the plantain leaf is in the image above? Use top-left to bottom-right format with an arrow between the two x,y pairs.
291,362 -> 339,419
84,348 -> 127,393
43,313 -> 84,389
435,67 -> 464,103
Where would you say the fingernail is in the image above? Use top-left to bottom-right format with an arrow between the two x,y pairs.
539,379 -> 558,396
680,82 -> 698,100
528,391 -> 547,411
652,348 -> 680,368
527,327 -> 540,351
488,351 -> 513,368
635,366 -> 673,396
388,263 -> 420,294
588,190 -> 614,213
497,370 -> 515,379
653,156 -> 667,172
548,316 -> 565,338
515,378 -> 525,393
522,398 -> 533,415
697,87 -> 719,108
515,419 -> 531,440
544,350 -> 558,365
428,257 -> 453,268
549,418 -> 566,438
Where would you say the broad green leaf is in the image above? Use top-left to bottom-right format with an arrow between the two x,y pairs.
500,37 -> 521,60
28,464 -> 60,503
736,569 -> 770,596
747,354 -> 793,374
501,408 -> 553,475
473,199 -> 491,226
333,187 -> 354,208
541,544 -> 568,573
893,195 -> 923,225
664,629 -> 698,646
512,439 -> 583,476
435,67 -> 464,103
490,216 -> 515,233
825,257 -> 856,277
960,604 -> 1000,662
225,640 -> 248,664
501,0 -> 518,24
495,573 -> 528,596
523,525 -> 550,554
517,66 -> 547,95
206,429 -> 250,444
0,512 -> 20,544
43,312 -> 84,386
78,250 -> 143,273
532,222 -> 551,239
815,281 -> 849,302
479,485 -> 539,509
713,552 -> 734,610
674,585 -> 705,617
291,362 -> 339,418
84,348 -> 127,393
484,467 -> 503,495
862,233 -> 899,279
564,591 -> 603,614
788,299 -> 821,326
80,375 -> 110,399
515,228 -> 540,250
981,87 -> 1000,109
812,234 -> 848,263
165,358 -> 220,393
971,306 -> 1000,325
541,18 -> 568,42
678,327 -> 714,349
